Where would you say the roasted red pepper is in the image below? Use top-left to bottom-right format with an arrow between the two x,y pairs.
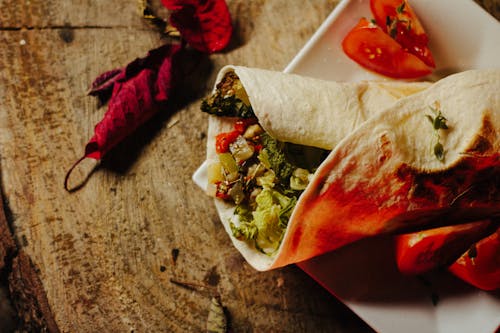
234,118 -> 258,134
215,130 -> 240,154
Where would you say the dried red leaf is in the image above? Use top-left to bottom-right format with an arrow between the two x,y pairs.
87,68 -> 122,102
66,0 -> 228,191
65,43 -> 182,190
88,43 -> 181,159
162,0 -> 232,53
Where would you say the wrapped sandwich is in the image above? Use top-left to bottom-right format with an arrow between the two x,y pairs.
199,66 -> 500,271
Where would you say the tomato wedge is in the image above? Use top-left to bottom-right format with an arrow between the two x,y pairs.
449,227 -> 500,291
342,18 -> 432,79
370,0 -> 435,67
395,220 -> 495,275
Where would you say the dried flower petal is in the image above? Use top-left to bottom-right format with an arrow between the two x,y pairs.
161,0 -> 232,53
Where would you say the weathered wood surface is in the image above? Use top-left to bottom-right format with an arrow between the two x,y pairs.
0,1 -> 498,332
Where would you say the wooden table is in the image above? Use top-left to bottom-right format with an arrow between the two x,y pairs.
0,1 -> 498,332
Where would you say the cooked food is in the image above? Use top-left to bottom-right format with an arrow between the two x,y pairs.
203,66 -> 431,150
201,65 -> 434,270
283,69 -> 500,268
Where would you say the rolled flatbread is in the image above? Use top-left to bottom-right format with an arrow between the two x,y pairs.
203,66 -> 435,270
208,66 -> 431,153
277,68 -> 500,268
203,67 -> 500,270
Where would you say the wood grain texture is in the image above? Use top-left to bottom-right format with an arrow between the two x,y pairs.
0,0 -> 498,332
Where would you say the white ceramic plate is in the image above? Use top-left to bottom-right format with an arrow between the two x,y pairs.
285,1 -> 500,332
194,1 -> 500,332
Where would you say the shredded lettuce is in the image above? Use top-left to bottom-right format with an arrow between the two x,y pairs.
256,170 -> 275,188
230,205 -> 257,241
278,196 -> 296,228
231,188 -> 298,254
204,71 -> 330,254
229,134 -> 318,253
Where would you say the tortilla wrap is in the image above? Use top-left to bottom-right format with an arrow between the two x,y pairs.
204,66 -> 433,270
207,66 -> 431,155
277,68 -> 500,269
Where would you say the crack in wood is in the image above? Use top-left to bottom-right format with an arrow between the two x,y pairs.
0,25 -> 130,31
0,179 -> 60,333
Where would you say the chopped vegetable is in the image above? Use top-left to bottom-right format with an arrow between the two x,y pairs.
215,130 -> 240,154
235,118 -> 258,134
218,153 -> 238,180
290,168 -> 311,191
395,220 -> 495,275
207,161 -> 224,184
204,71 -> 329,253
201,72 -> 255,118
342,0 -> 434,79
259,133 -> 295,187
230,135 -> 255,162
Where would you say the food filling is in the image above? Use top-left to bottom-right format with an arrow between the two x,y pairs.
202,71 -> 329,254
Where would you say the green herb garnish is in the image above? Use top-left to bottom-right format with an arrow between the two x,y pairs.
467,244 -> 478,260
396,1 -> 406,14
426,102 -> 449,162
386,1 -> 411,38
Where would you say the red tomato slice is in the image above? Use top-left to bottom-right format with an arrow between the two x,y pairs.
395,220 -> 495,275
370,0 -> 435,67
449,227 -> 500,291
342,18 -> 432,79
